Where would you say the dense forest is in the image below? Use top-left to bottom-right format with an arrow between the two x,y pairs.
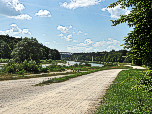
61,49 -> 137,64
0,35 -> 60,60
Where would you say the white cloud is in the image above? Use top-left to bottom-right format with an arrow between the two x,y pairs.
108,38 -> 113,41
67,46 -> 93,52
7,14 -> 32,20
77,39 -> 94,47
101,4 -> 131,19
69,25 -> 73,29
0,31 -> 6,35
85,47 -> 93,52
93,40 -> 106,47
57,25 -> 69,34
107,45 -> 115,50
53,41 -> 58,44
65,34 -> 72,42
43,34 -> 45,36
93,49 -> 98,52
58,33 -> 64,37
113,40 -> 120,45
58,33 -> 73,42
0,0 -> 25,16
107,38 -> 120,45
60,34 -> 73,42
107,40 -> 113,45
101,8 -> 106,11
22,29 -> 31,35
84,33 -> 88,35
101,49 -> 109,52
77,30 -> 82,35
0,0 -> 32,20
60,0 -> 104,10
84,39 -> 94,45
13,36 -> 20,38
77,43 -> 87,46
73,40 -> 78,42
0,24 -> 31,36
35,10 -> 51,17
73,31 -> 75,34
45,42 -> 50,45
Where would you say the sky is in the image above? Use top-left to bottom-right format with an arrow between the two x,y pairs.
0,0 -> 134,53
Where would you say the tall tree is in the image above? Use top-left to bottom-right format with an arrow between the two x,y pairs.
0,40 -> 11,59
108,0 -> 152,68
11,37 -> 43,64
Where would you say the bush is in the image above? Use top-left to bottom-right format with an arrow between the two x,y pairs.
41,68 -> 48,73
6,65 -> 14,73
74,63 -> 79,67
4,59 -> 41,74
84,62 -> 91,67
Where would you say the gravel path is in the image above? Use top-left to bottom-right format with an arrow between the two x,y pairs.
124,65 -> 146,69
0,69 -> 124,114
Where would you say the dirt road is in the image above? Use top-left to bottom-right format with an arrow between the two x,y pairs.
0,69 -> 124,114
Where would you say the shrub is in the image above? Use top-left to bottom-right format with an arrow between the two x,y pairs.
73,63 -> 78,67
41,68 -> 48,73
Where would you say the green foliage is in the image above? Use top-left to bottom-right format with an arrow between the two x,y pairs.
3,59 -> 41,73
0,40 -> 11,59
62,50 -> 131,63
95,69 -> 152,113
11,37 -> 42,64
47,64 -> 65,72
84,62 -> 91,67
108,0 -> 152,68
0,35 -> 60,62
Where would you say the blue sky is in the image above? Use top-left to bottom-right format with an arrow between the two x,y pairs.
0,0 -> 134,52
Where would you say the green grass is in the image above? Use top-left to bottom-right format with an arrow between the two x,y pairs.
34,69 -> 101,86
0,72 -> 77,81
0,63 -> 136,81
34,65 -> 133,86
94,69 -> 152,114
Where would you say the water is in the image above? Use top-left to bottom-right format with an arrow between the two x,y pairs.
41,61 -> 103,67
0,66 -> 4,70
66,61 -> 104,67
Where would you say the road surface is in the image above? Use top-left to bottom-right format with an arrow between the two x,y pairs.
0,69 -> 125,114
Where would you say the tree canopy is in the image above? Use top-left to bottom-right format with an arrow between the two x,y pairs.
11,37 -> 43,64
0,40 -> 11,59
108,0 -> 152,68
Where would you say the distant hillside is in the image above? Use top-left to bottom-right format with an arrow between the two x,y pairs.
61,49 -> 132,63
0,35 -> 60,60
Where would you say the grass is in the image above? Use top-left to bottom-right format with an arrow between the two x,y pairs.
0,63 -> 133,81
34,69 -> 102,86
0,72 -> 77,81
94,69 -> 152,113
34,65 -> 133,86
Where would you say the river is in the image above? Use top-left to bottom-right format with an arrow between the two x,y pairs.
66,61 -> 104,67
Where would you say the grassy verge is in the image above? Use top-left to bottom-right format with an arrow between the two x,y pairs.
34,69 -> 102,86
0,72 -> 77,81
94,69 -> 152,113
0,64 -> 133,81
34,65 -> 133,86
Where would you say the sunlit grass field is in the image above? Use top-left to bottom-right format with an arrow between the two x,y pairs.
94,69 -> 152,113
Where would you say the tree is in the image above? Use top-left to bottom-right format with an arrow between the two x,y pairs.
108,0 -> 152,68
0,40 -> 11,59
11,37 -> 43,64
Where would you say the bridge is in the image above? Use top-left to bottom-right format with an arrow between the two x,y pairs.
59,52 -> 73,55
